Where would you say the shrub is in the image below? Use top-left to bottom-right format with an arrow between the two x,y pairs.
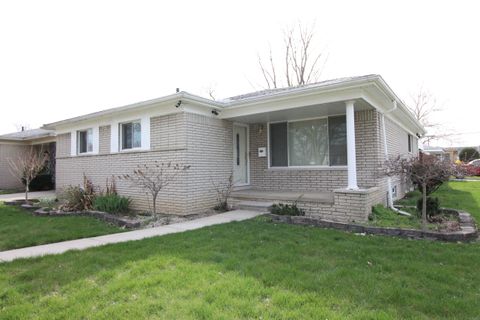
59,186 -> 86,212
417,196 -> 440,218
93,194 -> 131,214
59,175 -> 96,212
270,203 -> 305,216
211,173 -> 234,212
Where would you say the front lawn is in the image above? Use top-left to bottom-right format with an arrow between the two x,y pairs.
0,203 -> 123,251
396,181 -> 480,221
1,218 -> 479,319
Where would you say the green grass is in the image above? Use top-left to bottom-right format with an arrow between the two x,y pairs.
0,203 -> 123,251
369,204 -> 421,229
396,181 -> 480,221
1,218 -> 479,319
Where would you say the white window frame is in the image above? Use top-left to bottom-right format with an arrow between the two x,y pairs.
119,119 -> 142,151
267,115 -> 348,169
77,128 -> 94,155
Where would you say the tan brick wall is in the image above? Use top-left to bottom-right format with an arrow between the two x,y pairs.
55,112 -> 231,215
0,143 -> 28,189
184,113 -> 233,214
99,125 -> 111,154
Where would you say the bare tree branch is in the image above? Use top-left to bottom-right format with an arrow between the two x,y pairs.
408,87 -> 456,145
258,22 -> 327,89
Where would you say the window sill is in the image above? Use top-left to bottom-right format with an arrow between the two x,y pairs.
267,166 -> 347,171
76,152 -> 96,157
119,147 -> 147,153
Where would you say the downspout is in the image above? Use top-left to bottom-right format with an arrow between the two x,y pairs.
381,100 -> 411,216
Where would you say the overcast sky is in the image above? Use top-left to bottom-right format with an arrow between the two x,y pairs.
1,0 -> 478,146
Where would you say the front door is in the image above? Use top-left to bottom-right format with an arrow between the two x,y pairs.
233,124 -> 249,185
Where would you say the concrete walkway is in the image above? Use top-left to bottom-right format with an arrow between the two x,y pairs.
0,190 -> 56,202
0,210 -> 262,263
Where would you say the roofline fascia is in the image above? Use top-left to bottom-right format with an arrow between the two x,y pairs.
221,75 -> 381,108
43,92 -> 224,130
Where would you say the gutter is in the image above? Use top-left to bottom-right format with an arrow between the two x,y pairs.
381,101 -> 411,216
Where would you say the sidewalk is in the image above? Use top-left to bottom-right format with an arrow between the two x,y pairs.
0,190 -> 56,202
0,210 -> 262,263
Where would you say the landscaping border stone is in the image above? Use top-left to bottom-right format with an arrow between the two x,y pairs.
33,208 -> 144,229
264,210 -> 478,242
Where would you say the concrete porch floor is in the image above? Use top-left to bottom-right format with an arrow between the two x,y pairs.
230,188 -> 335,204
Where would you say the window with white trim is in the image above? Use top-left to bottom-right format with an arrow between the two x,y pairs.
269,116 -> 347,167
77,129 -> 93,154
120,120 -> 142,150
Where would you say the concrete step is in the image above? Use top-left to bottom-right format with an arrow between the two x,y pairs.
235,201 -> 274,212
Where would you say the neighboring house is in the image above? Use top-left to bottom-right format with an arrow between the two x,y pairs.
43,75 -> 425,222
423,146 -> 450,162
0,128 -> 56,190
424,146 -> 480,163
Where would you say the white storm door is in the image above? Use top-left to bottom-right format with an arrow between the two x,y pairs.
233,124 -> 249,185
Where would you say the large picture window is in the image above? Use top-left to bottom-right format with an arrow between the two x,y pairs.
269,116 -> 347,167
77,129 -> 93,154
121,121 -> 142,150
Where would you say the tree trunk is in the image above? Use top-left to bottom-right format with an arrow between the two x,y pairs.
152,193 -> 157,219
422,182 -> 427,231
25,179 -> 29,204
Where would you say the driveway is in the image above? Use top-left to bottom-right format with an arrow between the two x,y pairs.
0,190 -> 56,202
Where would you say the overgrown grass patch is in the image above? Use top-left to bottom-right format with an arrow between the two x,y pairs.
1,218 -> 479,319
369,205 -> 421,229
0,202 -> 123,251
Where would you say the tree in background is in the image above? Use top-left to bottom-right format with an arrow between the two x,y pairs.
409,87 -> 455,145
8,147 -> 48,202
459,147 -> 480,162
257,22 -> 328,89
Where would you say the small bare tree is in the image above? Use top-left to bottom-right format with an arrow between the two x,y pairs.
8,147 -> 48,202
258,22 -> 327,89
119,162 -> 190,218
211,173 -> 234,211
385,154 -> 452,230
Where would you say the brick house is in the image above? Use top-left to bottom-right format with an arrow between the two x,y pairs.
43,75 -> 424,222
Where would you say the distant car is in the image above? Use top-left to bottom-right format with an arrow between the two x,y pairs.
468,159 -> 480,167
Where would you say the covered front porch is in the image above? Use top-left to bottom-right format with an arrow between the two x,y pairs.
222,96 -> 385,222
226,99 -> 377,192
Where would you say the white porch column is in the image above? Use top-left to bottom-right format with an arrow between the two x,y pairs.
346,100 -> 358,190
